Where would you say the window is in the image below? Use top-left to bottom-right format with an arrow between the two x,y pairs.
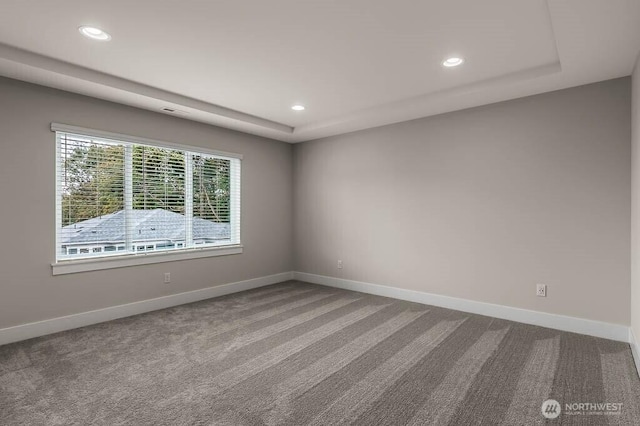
54,124 -> 241,272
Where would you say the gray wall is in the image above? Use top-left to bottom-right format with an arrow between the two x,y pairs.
294,78 -> 631,325
0,77 -> 293,329
632,57 -> 640,339
0,75 -> 632,330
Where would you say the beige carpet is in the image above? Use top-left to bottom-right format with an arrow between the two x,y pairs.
1,280 -> 639,425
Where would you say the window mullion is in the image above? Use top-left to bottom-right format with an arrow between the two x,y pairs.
230,158 -> 241,245
124,144 -> 133,253
185,152 -> 193,247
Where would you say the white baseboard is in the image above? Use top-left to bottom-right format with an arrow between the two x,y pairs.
293,271 -> 630,343
0,271 -> 294,346
630,328 -> 640,378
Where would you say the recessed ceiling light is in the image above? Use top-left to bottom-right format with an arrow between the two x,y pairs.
291,105 -> 305,111
79,26 -> 111,41
442,57 -> 464,67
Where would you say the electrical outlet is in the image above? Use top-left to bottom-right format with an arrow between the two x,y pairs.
337,260 -> 343,269
536,283 -> 546,297
164,272 -> 171,284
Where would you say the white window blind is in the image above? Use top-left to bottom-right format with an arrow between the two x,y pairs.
55,128 -> 241,263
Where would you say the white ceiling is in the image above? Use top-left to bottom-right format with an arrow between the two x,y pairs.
0,0 -> 638,143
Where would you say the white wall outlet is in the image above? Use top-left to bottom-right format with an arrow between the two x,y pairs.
536,283 -> 547,297
337,260 -> 343,269
164,272 -> 171,283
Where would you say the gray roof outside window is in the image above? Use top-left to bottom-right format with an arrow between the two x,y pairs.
60,209 -> 230,245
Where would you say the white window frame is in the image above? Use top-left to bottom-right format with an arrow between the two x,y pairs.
51,123 -> 242,275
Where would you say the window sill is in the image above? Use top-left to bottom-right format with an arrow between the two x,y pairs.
51,245 -> 243,275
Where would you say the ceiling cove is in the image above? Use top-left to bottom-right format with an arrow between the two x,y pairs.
0,0 -> 638,143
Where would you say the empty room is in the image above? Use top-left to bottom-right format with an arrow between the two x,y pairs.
1,0 -> 640,424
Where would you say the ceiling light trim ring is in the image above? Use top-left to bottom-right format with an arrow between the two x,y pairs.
79,26 -> 112,41
442,57 -> 464,67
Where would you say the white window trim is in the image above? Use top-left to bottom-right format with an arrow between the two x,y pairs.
52,245 -> 244,275
51,123 -> 243,159
52,123 -> 243,275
